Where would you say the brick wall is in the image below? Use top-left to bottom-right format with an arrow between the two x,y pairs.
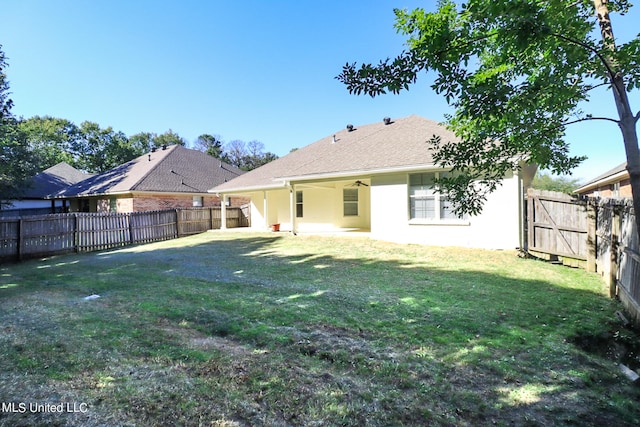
132,194 -> 222,212
581,179 -> 632,198
68,193 -> 251,213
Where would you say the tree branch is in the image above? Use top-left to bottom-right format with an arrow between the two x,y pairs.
563,116 -> 620,126
549,32 -> 617,81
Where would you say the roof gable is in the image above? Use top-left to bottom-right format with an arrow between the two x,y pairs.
211,115 -> 459,192
57,145 -> 244,197
24,162 -> 93,198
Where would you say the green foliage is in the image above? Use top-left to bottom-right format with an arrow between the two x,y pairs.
19,116 -> 78,170
128,132 -> 155,153
194,133 -> 223,158
0,45 -> 37,205
73,121 -> 141,173
154,129 -> 187,148
0,45 -> 13,121
531,171 -> 583,194
337,0 -> 639,216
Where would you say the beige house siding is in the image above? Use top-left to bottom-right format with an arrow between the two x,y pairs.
244,182 -> 371,232
238,170 -> 525,250
369,170 -> 522,248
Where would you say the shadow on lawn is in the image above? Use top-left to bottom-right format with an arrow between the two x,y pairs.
1,232 -> 639,426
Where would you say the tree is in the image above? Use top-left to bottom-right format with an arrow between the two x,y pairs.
154,129 -> 186,148
337,0 -> 639,228
129,132 -> 156,153
74,121 -> 140,173
531,172 -> 583,194
194,133 -> 223,158
19,116 -> 78,171
0,45 -> 36,206
221,139 -> 278,171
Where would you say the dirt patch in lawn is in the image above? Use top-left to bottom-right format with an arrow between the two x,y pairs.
160,319 -> 256,358
569,321 -> 640,373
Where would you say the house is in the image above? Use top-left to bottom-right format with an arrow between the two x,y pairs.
54,145 -> 245,213
0,162 -> 92,217
209,115 -> 536,249
574,162 -> 631,198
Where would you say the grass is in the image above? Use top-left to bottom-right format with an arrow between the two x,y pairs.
1,231 -> 639,426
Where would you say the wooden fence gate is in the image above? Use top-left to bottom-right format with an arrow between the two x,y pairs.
527,189 -> 589,267
527,189 -> 640,324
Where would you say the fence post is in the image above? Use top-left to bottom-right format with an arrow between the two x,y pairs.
175,209 -> 182,237
73,214 -> 79,253
17,218 -> 23,261
586,202 -> 597,273
129,213 -> 135,245
609,207 -> 620,298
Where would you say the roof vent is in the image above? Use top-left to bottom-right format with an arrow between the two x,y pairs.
162,144 -> 167,150
346,124 -> 354,132
332,134 -> 337,144
148,154 -> 151,162
383,117 -> 392,125
151,147 -> 157,153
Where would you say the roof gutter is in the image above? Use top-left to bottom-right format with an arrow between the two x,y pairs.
575,170 -> 628,193
208,181 -> 289,195
276,164 -> 443,183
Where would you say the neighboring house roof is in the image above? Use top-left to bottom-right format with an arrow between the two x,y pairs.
23,162 -> 93,199
574,162 -> 627,194
210,115 -> 460,193
55,145 -> 244,198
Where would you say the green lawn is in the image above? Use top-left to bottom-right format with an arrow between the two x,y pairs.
1,231 -> 639,426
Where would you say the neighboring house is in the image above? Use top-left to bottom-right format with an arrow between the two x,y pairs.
54,145 -> 245,213
574,162 -> 631,198
0,162 -> 92,217
209,115 -> 536,249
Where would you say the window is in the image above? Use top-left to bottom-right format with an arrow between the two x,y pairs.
296,190 -> 303,218
109,198 -> 117,212
409,172 -> 467,221
193,196 -> 203,207
343,188 -> 359,216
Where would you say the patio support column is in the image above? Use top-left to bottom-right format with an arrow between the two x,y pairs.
220,194 -> 227,230
289,184 -> 297,234
263,191 -> 269,230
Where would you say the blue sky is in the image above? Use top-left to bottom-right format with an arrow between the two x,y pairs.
1,1 -> 639,183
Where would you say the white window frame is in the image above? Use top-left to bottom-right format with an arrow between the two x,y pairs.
192,196 -> 204,207
408,172 -> 469,225
343,188 -> 359,217
295,190 -> 303,218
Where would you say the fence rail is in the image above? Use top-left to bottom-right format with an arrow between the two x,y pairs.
527,189 -> 640,325
0,206 -> 249,262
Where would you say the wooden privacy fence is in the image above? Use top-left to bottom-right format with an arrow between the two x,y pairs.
527,189 -> 640,324
0,206 -> 249,262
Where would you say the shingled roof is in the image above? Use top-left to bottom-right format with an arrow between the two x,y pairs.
210,115 -> 459,193
56,145 -> 244,197
24,162 -> 93,199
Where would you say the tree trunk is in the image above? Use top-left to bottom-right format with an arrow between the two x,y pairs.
592,0 -> 640,244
